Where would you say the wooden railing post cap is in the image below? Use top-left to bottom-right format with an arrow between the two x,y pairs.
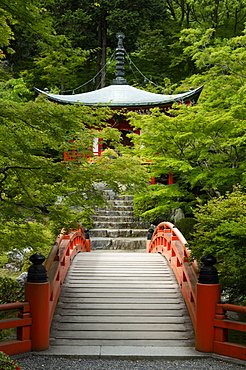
27,253 -> 47,283
147,228 -> 154,240
84,228 -> 90,239
198,255 -> 219,284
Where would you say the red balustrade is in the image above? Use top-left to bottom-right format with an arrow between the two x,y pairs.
0,225 -> 90,355
0,302 -> 32,355
146,221 -> 197,327
45,225 -> 90,322
213,303 -> 246,361
147,221 -> 246,361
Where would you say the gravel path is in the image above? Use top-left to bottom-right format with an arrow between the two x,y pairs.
15,355 -> 246,370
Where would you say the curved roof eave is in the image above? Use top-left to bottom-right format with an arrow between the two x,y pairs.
34,85 -> 203,108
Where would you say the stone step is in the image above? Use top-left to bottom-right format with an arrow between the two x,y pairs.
103,195 -> 133,201
89,228 -> 148,238
99,205 -> 133,212
92,215 -> 141,222
92,221 -> 149,229
105,200 -> 134,207
93,210 -> 133,216
90,237 -> 146,250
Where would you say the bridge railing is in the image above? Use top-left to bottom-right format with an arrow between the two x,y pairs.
214,303 -> 246,360
0,225 -> 90,355
146,221 -> 197,328
147,221 -> 246,362
44,226 -> 90,322
0,302 -> 32,355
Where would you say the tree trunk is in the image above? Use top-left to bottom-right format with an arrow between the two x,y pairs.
101,9 -> 107,88
97,9 -> 107,88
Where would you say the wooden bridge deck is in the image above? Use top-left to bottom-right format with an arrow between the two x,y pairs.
46,251 -> 198,357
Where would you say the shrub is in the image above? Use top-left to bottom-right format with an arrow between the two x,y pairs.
0,351 -> 21,370
0,276 -> 25,341
175,217 -> 197,242
133,184 -> 185,224
0,276 -> 24,305
191,188 -> 246,305
0,253 -> 8,268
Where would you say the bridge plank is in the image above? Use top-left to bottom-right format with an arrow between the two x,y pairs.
59,291 -> 180,297
59,297 -> 181,303
51,330 -> 189,340
60,288 -> 178,293
56,303 -> 185,309
53,309 -> 186,316
52,316 -> 186,324
64,283 -> 178,288
51,323 -> 187,331
49,251 -> 194,350
49,338 -> 193,347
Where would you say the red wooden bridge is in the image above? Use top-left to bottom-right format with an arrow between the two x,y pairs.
0,223 -> 246,361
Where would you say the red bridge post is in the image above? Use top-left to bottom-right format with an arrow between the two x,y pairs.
195,255 -> 220,352
25,253 -> 50,351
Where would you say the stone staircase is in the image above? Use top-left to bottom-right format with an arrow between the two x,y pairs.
89,188 -> 149,250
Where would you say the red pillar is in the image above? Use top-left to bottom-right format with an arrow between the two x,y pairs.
25,282 -> 50,351
195,283 -> 220,352
25,253 -> 50,351
195,255 -> 220,352
168,173 -> 173,185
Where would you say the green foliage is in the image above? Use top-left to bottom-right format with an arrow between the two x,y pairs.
175,217 -> 197,241
0,9 -> 14,59
128,26 -> 246,218
0,352 -> 21,370
0,253 -> 8,268
31,35 -> 90,91
0,270 -> 24,344
0,0 -> 54,59
0,276 -> 24,304
0,275 -> 24,342
0,78 -> 33,101
127,26 -> 246,306
191,188 -> 246,305
0,81 -> 148,253
166,0 -> 246,37
133,184 -> 186,224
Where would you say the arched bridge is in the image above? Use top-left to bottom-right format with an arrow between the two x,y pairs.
0,223 -> 246,361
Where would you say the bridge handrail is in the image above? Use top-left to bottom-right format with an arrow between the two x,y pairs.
0,302 -> 32,355
146,221 -> 197,328
213,303 -> 246,360
0,225 -> 90,355
0,301 -> 30,312
217,303 -> 246,315
45,225 -> 90,323
147,221 -> 246,362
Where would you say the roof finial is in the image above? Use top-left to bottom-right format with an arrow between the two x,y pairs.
111,32 -> 128,85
